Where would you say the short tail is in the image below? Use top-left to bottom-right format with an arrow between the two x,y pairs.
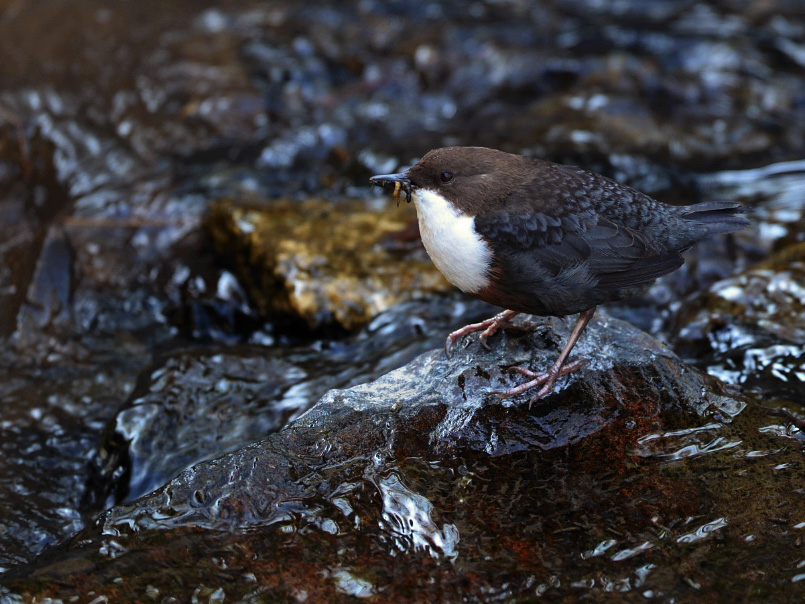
678,201 -> 752,237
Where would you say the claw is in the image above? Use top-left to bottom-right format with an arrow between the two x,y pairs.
487,308 -> 596,405
490,359 -> 586,407
444,310 -> 521,358
445,334 -> 456,358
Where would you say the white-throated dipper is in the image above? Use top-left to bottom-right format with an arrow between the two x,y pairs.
370,147 -> 750,402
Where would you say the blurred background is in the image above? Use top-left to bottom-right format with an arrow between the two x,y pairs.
1,0 -> 804,599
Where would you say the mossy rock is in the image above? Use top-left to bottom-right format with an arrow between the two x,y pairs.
207,197 -> 451,330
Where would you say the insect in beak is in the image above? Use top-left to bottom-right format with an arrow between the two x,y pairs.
369,172 -> 414,207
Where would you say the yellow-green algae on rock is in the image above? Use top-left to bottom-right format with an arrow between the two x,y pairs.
207,197 -> 451,330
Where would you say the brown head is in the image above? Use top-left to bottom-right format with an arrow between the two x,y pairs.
370,146 -> 531,215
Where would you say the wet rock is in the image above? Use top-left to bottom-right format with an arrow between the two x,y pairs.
0,186 -> 40,337
90,349 -> 307,508
207,197 -> 450,330
0,358 -> 139,570
673,243 -> 805,403
696,159 -> 805,256
90,296 -> 495,509
9,316 -> 802,603
1,0 -> 804,597
14,227 -> 74,342
296,314 -> 733,455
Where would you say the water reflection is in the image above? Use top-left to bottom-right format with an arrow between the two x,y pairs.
327,568 -> 375,598
635,422 -> 742,461
374,472 -> 459,561
581,538 -> 617,559
610,541 -> 654,562
676,517 -> 728,544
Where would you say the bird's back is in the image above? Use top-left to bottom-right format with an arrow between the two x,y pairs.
540,161 -> 750,252
472,158 -> 750,316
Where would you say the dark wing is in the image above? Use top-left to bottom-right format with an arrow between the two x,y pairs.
584,216 -> 683,288
473,208 -> 683,314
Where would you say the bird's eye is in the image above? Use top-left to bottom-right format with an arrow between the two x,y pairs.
440,171 -> 454,183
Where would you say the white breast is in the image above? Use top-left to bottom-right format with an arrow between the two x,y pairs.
413,189 -> 492,294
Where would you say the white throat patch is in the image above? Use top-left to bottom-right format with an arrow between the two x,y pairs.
413,189 -> 492,294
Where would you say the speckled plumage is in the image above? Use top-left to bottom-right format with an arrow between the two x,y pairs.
402,146 -> 749,316
370,146 -> 750,402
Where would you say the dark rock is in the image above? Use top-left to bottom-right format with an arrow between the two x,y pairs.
89,296 -> 496,510
1,0 -> 804,598
10,316 -> 802,603
0,359 -> 139,570
0,185 -> 40,337
14,227 -> 74,343
674,242 -> 805,403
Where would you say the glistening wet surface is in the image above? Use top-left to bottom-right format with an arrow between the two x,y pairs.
2,0 -> 805,601
6,374 -> 803,602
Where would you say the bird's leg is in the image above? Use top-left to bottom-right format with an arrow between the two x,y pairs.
445,309 -> 520,357
491,307 -> 596,405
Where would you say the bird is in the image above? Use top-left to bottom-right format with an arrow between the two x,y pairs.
370,146 -> 750,402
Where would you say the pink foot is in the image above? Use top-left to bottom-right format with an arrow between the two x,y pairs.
490,359 -> 586,407
445,310 -> 520,357
488,307 -> 596,406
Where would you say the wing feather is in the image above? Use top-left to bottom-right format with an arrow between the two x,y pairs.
474,209 -> 683,292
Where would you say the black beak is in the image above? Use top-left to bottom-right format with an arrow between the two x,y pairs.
370,172 -> 414,206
